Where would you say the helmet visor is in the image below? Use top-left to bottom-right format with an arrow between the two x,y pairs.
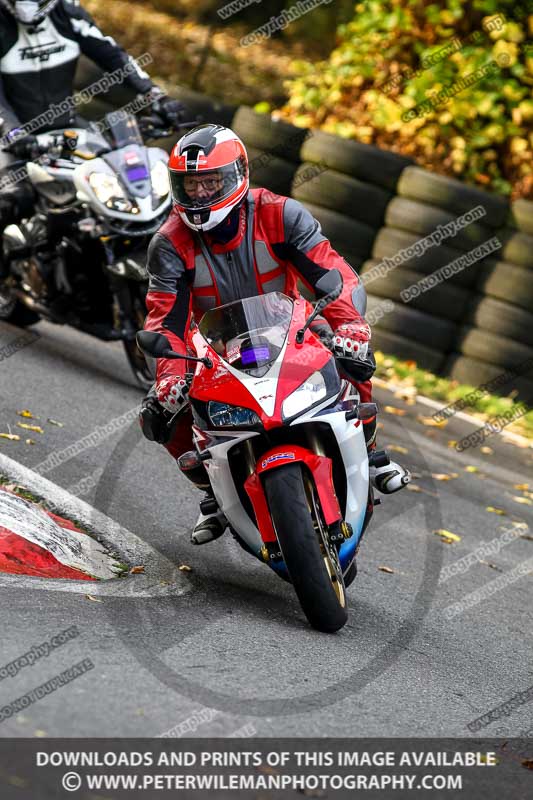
169,158 -> 247,211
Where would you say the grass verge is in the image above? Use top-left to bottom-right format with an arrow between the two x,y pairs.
374,351 -> 533,442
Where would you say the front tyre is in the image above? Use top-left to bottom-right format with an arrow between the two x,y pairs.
122,284 -> 154,391
263,463 -> 348,633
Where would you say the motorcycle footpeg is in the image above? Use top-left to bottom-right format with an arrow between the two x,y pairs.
368,449 -> 390,468
199,497 -> 219,515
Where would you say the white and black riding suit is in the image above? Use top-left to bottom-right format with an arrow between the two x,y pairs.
0,0 -> 178,258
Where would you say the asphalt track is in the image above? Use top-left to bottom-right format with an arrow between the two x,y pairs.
0,317 -> 532,738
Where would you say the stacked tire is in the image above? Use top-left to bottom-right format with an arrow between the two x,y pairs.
292,130 -> 414,276
444,197 -> 533,404
232,106 -> 308,198
360,167 -> 511,374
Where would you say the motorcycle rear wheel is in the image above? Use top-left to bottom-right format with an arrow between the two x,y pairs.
263,462 -> 348,633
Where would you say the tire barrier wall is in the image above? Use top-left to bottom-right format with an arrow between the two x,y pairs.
73,63 -> 533,398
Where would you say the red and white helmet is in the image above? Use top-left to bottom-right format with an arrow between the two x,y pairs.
168,124 -> 249,232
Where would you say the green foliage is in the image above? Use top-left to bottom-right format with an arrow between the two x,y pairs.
374,352 -> 533,439
282,0 -> 532,196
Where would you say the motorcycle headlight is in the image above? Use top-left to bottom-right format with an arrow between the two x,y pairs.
151,160 -> 170,198
208,401 -> 261,428
282,361 -> 341,421
88,172 -> 135,213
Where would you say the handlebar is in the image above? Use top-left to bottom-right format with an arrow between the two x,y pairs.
137,115 -> 201,142
2,113 -> 201,163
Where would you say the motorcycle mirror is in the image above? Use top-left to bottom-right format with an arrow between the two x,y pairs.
295,270 -> 344,344
136,330 -> 171,358
314,269 -> 343,302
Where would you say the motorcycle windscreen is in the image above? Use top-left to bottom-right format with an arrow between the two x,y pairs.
105,112 -> 144,149
199,293 -> 293,378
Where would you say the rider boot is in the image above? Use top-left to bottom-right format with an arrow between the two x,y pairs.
176,451 -> 227,545
363,415 -> 411,495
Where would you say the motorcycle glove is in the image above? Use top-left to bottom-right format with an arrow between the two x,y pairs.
156,375 -> 190,414
149,90 -> 188,127
333,321 -> 376,382
139,395 -> 171,444
5,130 -> 38,159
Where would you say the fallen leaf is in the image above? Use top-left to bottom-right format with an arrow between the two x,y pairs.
447,440 -> 458,448
130,565 -> 145,574
479,561 -> 503,572
178,564 -> 192,572
514,483 -> 530,491
512,496 -> 532,505
520,534 -> 533,542
25,439 -> 35,446
431,472 -> 459,481
417,415 -> 447,427
47,419 -> 64,427
378,565 -> 394,573
384,405 -> 407,416
85,595 -> 101,603
17,409 -> 34,418
407,484 -> 438,497
394,387 -> 417,405
480,446 -> 494,455
521,759 -> 533,770
387,444 -> 409,454
0,433 -> 21,441
465,465 -> 479,473
507,520 -> 528,530
433,529 -> 461,544
486,506 -> 506,515
16,423 -> 44,434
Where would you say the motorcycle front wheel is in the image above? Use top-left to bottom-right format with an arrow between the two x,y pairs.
122,285 -> 154,391
263,462 -> 348,633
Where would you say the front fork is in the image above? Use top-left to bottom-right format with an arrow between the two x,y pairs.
244,445 -> 348,564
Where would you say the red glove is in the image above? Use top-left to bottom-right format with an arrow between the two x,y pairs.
333,321 -> 371,362
156,375 -> 189,413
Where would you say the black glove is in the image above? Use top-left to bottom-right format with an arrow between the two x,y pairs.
150,93 -> 187,127
139,394 -> 171,444
337,346 -> 377,383
5,131 -> 38,159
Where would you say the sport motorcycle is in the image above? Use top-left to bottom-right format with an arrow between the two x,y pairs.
138,270 -> 382,633
0,112 -> 191,389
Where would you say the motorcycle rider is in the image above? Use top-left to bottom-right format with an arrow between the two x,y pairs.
139,123 -> 410,544
0,0 -> 186,275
